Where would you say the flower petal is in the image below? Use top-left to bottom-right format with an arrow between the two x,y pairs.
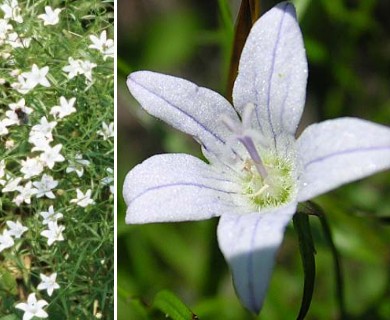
217,203 -> 297,313
15,302 -> 28,312
297,118 -> 390,201
127,71 -> 241,161
233,2 -> 307,153
124,154 -> 242,224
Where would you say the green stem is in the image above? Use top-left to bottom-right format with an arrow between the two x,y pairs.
293,212 -> 316,320
304,201 -> 347,319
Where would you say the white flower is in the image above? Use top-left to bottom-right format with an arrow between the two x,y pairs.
38,6 -> 61,26
29,132 -> 52,152
31,117 -> 57,140
0,230 -> 14,252
37,273 -> 60,296
11,75 -> 33,94
89,30 -> 107,51
40,221 -> 65,246
124,3 -> 390,313
70,188 -> 95,207
6,220 -> 28,238
39,205 -> 63,225
15,293 -> 48,320
0,118 -> 13,135
79,60 -> 96,82
1,0 -> 23,23
6,98 -> 33,125
6,32 -> 31,48
62,58 -> 96,82
21,64 -> 50,89
20,157 -> 44,179
97,121 -> 114,140
33,174 -> 58,199
62,57 -> 82,79
66,153 -> 90,177
0,160 -> 5,180
0,19 -> 12,41
89,30 -> 114,60
101,168 -> 114,194
2,176 -> 22,192
14,182 -> 37,206
40,144 -> 65,169
50,96 -> 76,119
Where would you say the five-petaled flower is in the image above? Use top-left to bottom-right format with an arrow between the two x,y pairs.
15,293 -> 48,320
37,273 -> 60,296
21,64 -> 50,90
40,221 -> 65,246
38,6 -> 61,26
50,96 -> 76,119
70,188 -> 95,208
6,220 -> 28,238
124,2 -> 390,314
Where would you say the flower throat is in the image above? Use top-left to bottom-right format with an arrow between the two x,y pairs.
222,104 -> 295,210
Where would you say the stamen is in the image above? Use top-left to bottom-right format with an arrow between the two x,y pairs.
237,136 -> 268,179
220,115 -> 240,134
251,184 -> 269,197
241,103 -> 255,129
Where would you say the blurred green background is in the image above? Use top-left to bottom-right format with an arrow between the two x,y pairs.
117,0 -> 390,319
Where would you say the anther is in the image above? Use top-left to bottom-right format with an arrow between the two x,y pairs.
237,136 -> 268,179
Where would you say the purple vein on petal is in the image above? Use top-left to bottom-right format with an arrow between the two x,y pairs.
303,145 -> 390,169
261,2 -> 289,150
198,174 -> 241,186
129,182 -> 240,205
129,75 -> 244,161
279,73 -> 293,135
247,215 -> 262,312
129,75 -> 226,146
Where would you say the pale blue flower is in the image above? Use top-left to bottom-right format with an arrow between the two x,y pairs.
124,2 -> 390,313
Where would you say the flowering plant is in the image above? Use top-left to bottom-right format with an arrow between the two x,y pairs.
124,1 -> 390,315
0,0 -> 113,318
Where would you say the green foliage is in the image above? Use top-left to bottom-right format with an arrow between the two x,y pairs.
0,0 -> 113,318
152,290 -> 198,320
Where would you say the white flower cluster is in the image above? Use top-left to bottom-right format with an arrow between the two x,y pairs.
0,0 -> 29,51
0,1 -> 113,318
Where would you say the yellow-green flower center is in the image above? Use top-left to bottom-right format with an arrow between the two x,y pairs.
241,153 -> 294,210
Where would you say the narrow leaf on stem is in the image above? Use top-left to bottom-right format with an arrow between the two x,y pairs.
293,211 -> 316,320
303,201 -> 347,319
152,290 -> 198,320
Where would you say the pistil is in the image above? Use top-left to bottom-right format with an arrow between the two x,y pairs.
221,103 -> 268,179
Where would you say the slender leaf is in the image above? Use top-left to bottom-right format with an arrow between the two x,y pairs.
304,201 -> 347,319
293,212 -> 316,320
152,290 -> 198,320
218,0 -> 234,36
